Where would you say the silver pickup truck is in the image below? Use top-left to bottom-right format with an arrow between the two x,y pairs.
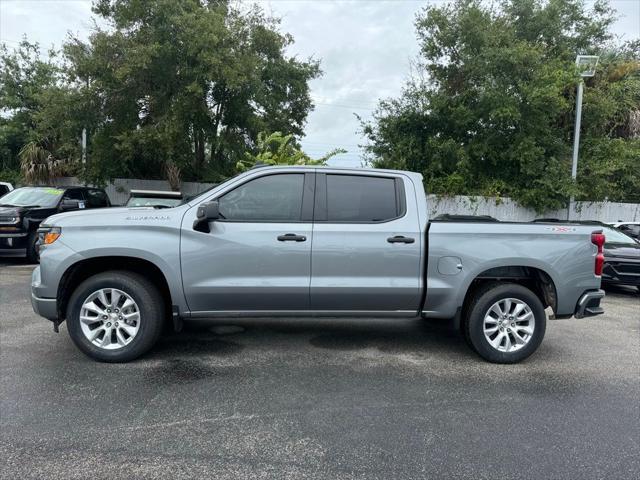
31,166 -> 606,363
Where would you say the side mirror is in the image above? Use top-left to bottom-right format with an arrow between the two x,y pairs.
193,201 -> 219,232
60,199 -> 82,211
197,201 -> 219,221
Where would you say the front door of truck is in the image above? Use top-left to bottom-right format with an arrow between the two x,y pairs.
310,172 -> 422,312
181,172 -> 314,313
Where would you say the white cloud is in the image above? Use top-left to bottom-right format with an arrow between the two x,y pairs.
1,0 -> 638,167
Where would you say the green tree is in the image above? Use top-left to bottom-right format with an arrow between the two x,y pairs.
62,0 -> 321,183
0,40 -> 73,181
236,131 -> 346,172
362,0 -> 640,211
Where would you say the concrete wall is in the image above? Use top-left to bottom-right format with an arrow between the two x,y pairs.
425,195 -> 640,222
54,176 -> 640,222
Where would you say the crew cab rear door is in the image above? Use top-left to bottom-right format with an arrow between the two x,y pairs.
181,171 -> 314,313
310,172 -> 422,312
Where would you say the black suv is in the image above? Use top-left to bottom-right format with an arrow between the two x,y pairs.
0,186 -> 111,262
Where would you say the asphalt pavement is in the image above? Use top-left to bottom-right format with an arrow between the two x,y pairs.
1,259 -> 638,479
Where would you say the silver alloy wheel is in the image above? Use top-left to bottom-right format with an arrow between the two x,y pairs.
79,288 -> 141,350
483,297 -> 535,353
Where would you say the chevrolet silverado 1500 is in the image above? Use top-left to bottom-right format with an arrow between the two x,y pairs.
31,167 -> 605,363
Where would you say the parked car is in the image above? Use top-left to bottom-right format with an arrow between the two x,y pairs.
32,167 -> 605,364
607,221 -> 640,241
0,181 -> 13,197
599,226 -> 640,292
126,189 -> 184,208
0,186 -> 111,262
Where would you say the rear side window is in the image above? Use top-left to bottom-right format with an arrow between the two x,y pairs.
0,185 -> 9,197
86,189 -> 110,208
326,175 -> 399,222
218,174 -> 304,221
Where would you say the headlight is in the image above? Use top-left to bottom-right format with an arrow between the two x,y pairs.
38,226 -> 61,246
0,216 -> 19,224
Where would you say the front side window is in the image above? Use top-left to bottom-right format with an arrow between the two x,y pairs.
218,174 -> 305,222
63,189 -> 85,201
326,175 -> 398,222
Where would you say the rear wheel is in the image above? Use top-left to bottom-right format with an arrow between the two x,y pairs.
464,283 -> 546,363
66,271 -> 165,362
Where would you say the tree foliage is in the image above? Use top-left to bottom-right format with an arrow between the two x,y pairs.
236,131 -> 345,171
0,41 -> 74,178
19,142 -> 69,185
362,0 -> 640,211
1,0 -> 321,185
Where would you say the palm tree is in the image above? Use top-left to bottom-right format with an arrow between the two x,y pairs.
19,142 -> 66,185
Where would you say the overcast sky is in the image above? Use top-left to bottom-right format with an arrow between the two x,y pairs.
1,0 -> 638,167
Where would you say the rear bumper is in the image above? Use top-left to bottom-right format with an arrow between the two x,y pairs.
574,289 -> 605,319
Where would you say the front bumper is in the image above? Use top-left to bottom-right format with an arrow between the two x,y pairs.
574,289 -> 605,319
602,258 -> 640,287
0,231 -> 28,254
31,266 -> 58,321
31,292 -> 58,321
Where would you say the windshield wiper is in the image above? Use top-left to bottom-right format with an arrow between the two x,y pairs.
0,203 -> 40,208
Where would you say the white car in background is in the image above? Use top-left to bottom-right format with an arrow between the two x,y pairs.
0,182 -> 13,197
607,221 -> 640,240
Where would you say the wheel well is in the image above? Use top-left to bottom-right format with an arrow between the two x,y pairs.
460,266 -> 557,326
57,256 -> 172,322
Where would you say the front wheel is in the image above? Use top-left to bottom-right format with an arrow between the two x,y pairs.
464,283 -> 546,364
66,271 -> 165,362
26,231 -> 39,263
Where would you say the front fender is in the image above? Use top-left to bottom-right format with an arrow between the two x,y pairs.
51,224 -> 188,312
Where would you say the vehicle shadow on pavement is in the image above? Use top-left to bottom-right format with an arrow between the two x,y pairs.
602,284 -> 639,297
150,317 -> 473,360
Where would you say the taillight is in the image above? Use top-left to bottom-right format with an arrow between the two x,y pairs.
591,232 -> 605,276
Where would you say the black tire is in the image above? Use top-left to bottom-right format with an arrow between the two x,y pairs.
26,231 -> 39,263
464,283 -> 546,364
66,271 -> 165,362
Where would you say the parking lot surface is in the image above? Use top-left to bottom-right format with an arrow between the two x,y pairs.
1,259 -> 638,479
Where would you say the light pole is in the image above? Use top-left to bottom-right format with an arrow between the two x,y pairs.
568,54 -> 599,220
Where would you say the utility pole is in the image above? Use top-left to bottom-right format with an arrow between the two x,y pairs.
82,76 -> 89,183
568,55 -> 599,220
82,128 -> 87,165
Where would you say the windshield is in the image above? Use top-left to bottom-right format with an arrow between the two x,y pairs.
126,197 -> 183,208
604,227 -> 637,245
181,173 -> 244,205
0,187 -> 64,208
